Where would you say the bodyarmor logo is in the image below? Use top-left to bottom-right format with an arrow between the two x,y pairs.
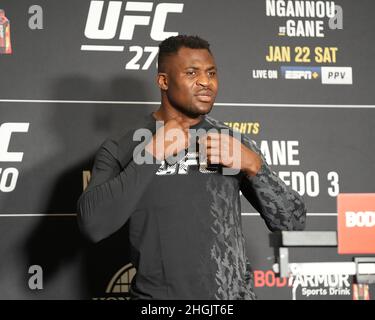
254,270 -> 351,300
290,273 -> 351,300
345,211 -> 375,228
0,122 -> 29,192
84,1 -> 183,41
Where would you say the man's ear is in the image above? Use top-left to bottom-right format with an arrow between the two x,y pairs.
157,73 -> 168,90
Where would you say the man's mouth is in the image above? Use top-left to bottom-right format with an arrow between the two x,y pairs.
195,91 -> 213,102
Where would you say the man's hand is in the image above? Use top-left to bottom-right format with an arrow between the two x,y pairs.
145,116 -> 191,161
200,133 -> 262,176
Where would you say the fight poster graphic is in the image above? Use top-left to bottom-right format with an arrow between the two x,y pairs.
252,0 -> 352,85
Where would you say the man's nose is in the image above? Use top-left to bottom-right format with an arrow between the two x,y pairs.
196,73 -> 210,87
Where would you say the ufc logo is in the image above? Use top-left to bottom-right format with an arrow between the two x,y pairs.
0,122 -> 28,192
0,123 -> 29,162
346,211 -> 375,228
84,1 -> 184,41
156,152 -> 217,176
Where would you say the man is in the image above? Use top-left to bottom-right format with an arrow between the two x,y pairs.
77,35 -> 306,300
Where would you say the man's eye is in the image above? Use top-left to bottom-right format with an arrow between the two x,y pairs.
208,71 -> 216,76
186,71 -> 196,76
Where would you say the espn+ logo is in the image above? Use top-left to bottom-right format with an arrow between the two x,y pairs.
0,123 -> 29,192
345,211 -> 375,228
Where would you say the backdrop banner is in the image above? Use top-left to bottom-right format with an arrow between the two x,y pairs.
0,0 -> 374,300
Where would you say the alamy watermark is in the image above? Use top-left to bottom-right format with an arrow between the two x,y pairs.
132,123 -> 244,176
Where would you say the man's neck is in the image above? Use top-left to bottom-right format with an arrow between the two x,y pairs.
153,106 -> 203,127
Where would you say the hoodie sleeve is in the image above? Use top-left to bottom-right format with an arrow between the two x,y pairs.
77,137 -> 159,243
239,135 -> 307,231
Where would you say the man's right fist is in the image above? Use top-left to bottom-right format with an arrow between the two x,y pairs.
145,116 -> 191,161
